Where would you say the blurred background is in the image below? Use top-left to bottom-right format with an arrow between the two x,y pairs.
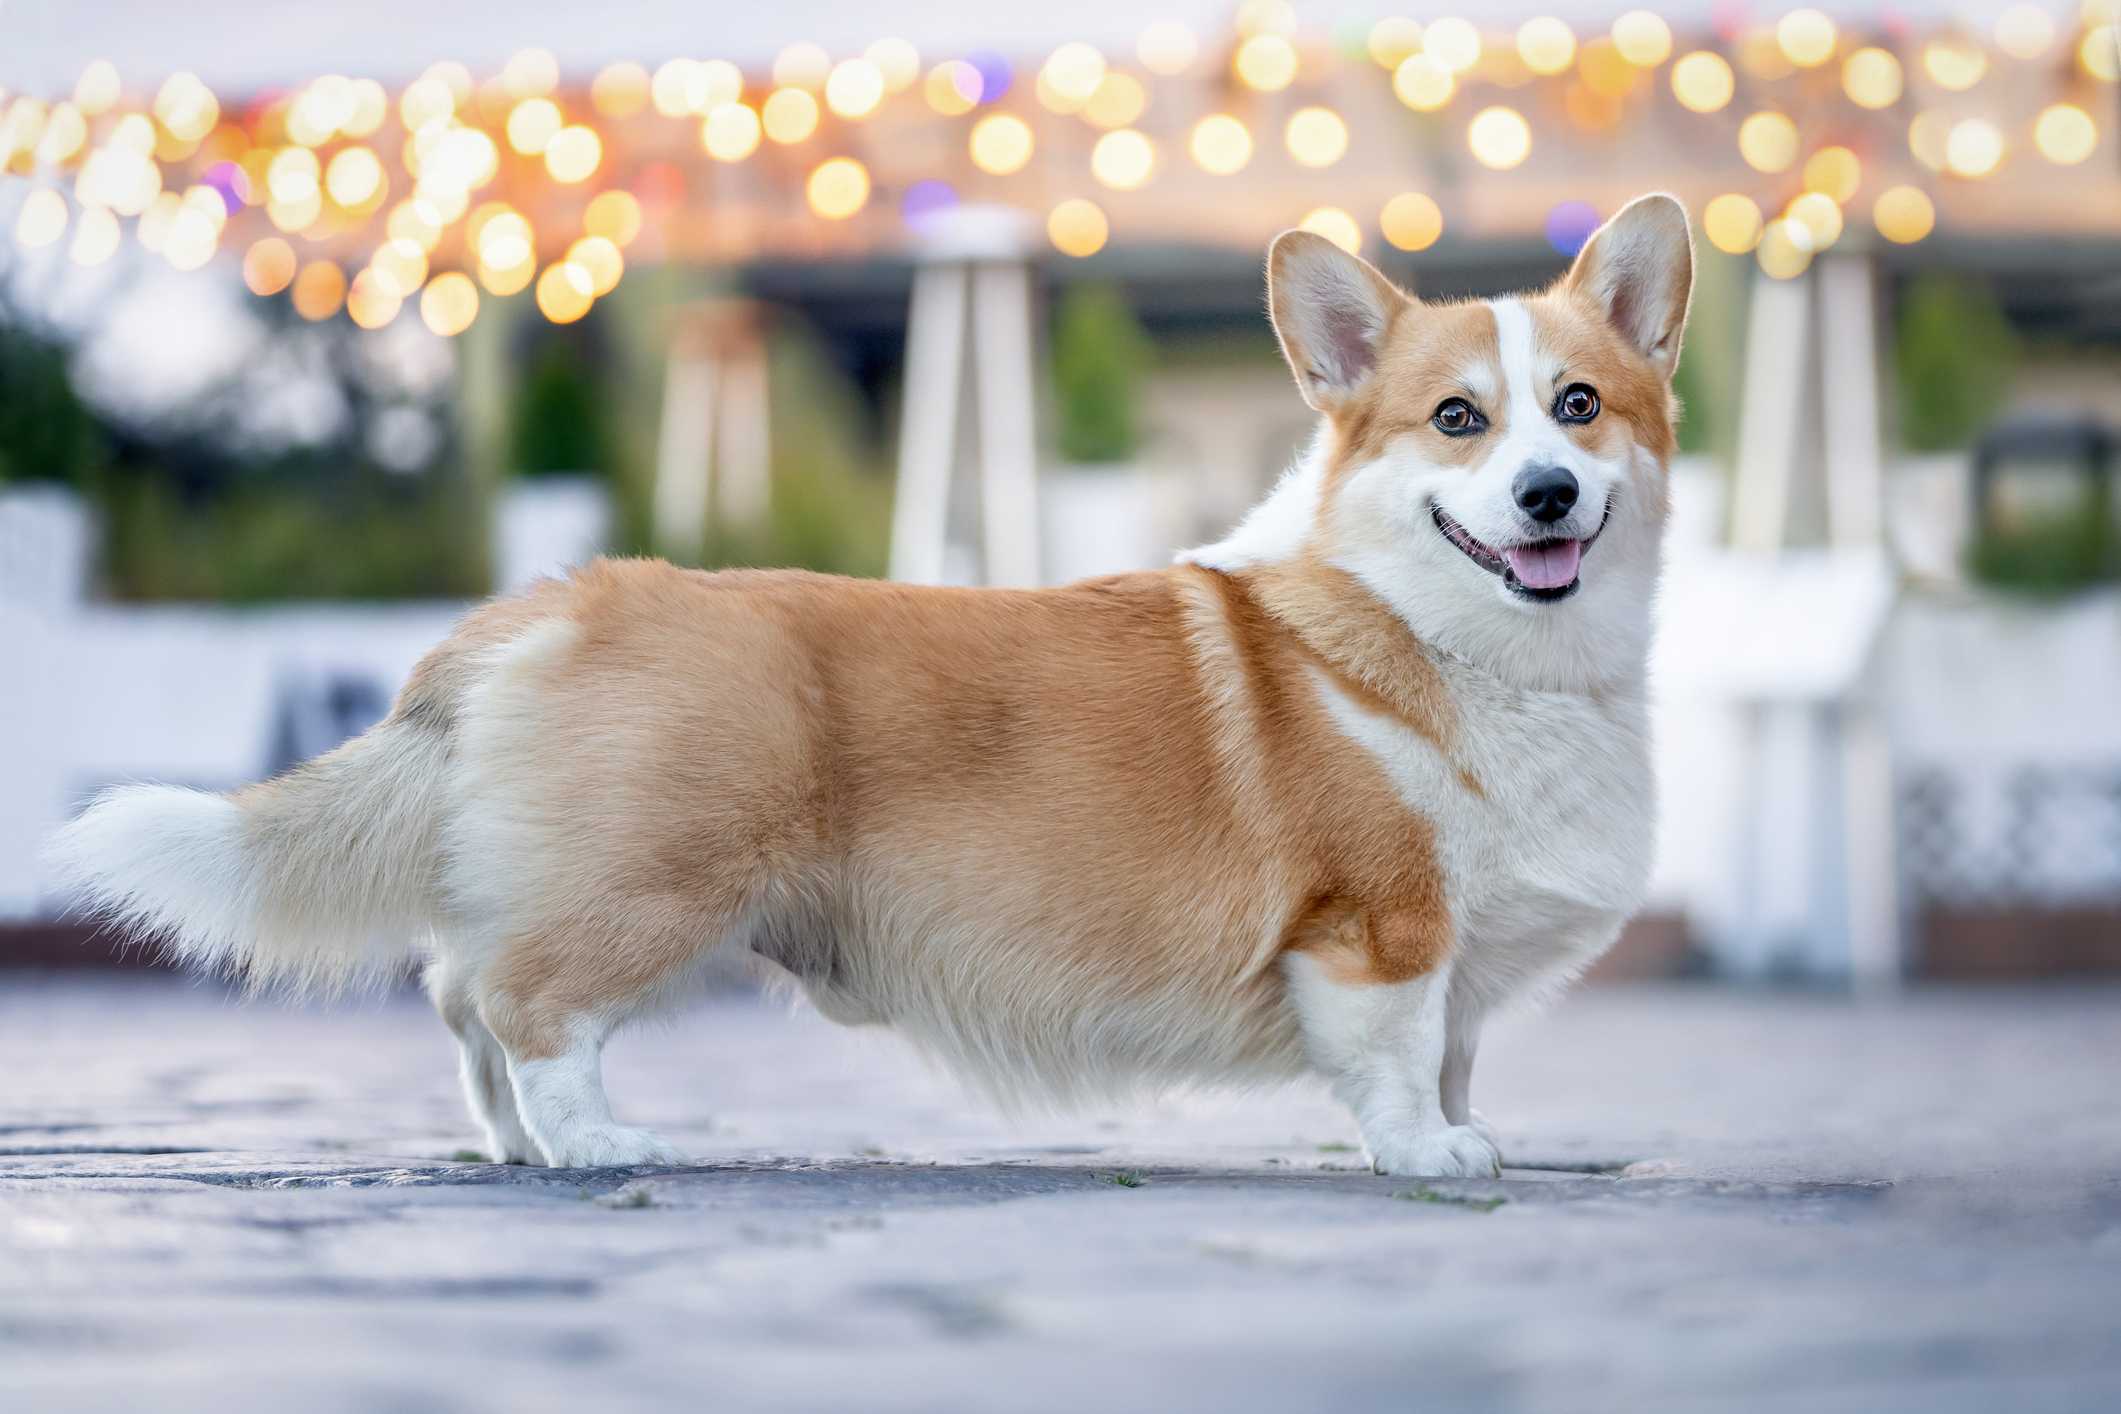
2,1 -> 2118,987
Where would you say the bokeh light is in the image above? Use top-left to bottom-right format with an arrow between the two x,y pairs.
1776,10 -> 1837,69
1786,192 -> 1844,250
1671,52 -> 1735,112
566,235 -> 623,295
1803,146 -> 1862,203
1995,5 -> 2056,60
242,236 -> 296,294
1083,73 -> 1147,129
806,156 -> 870,219
506,97 -> 562,155
583,190 -> 643,245
419,271 -> 479,336
825,59 -> 886,120
773,43 -> 832,91
290,260 -> 347,320
15,188 -> 68,247
1467,107 -> 1531,170
1285,107 -> 1348,168
1544,200 -> 1600,256
924,61 -> 981,117
703,103 -> 763,161
591,62 -> 651,119
1380,191 -> 1443,251
1738,112 -> 1800,173
1702,194 -> 1764,254
1367,17 -> 1423,69
1047,197 -> 1109,257
866,39 -> 922,93
1298,205 -> 1362,255
1945,118 -> 2004,177
1091,129 -> 1155,189
1923,37 -> 1989,92
1842,48 -> 1903,109
1424,18 -> 1483,74
762,88 -> 819,144
1755,219 -> 1813,279
1189,114 -> 1253,174
969,113 -> 1034,175
1233,35 -> 1298,91
1517,19 -> 1577,77
1611,11 -> 1673,67
1393,55 -> 1454,111
534,260 -> 593,323
1873,185 -> 1936,243
543,126 -> 601,183
2034,104 -> 2097,164
1138,22 -> 1199,76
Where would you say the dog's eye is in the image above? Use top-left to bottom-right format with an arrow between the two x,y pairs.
1556,383 -> 1600,423
1432,398 -> 1483,436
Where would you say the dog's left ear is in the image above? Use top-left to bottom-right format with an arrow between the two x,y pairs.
1565,193 -> 1693,381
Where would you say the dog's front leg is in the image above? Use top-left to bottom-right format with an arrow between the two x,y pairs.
1287,950 -> 1501,1179
1440,982 -> 1499,1154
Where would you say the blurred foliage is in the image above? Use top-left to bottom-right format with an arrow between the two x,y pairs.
1895,274 -> 2019,452
1969,481 -> 2119,596
98,471 -> 487,601
1670,252 -> 1745,462
0,322 -> 104,486
509,331 -> 614,478
686,323 -> 892,576
1050,283 -> 1151,464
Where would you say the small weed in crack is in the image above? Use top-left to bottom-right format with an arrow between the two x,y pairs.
1100,1170 -> 1147,1189
1393,1185 -> 1505,1212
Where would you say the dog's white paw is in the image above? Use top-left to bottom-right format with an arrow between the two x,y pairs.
1367,1124 -> 1502,1179
1465,1107 -> 1500,1154
540,1125 -> 686,1170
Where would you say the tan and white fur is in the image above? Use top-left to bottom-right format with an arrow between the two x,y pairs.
49,195 -> 1693,1178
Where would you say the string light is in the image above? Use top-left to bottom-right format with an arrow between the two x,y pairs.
69,204 -> 120,264
969,113 -> 1034,174
1945,118 -> 2004,177
866,39 -> 922,92
1367,18 -> 1423,70
1738,112 -> 1800,173
1755,218 -> 1812,279
420,271 -> 479,336
1611,12 -> 1672,67
1517,19 -> 1577,77
1467,107 -> 1531,170
703,102 -> 763,161
1994,6 -> 2055,60
1380,191 -> 1443,251
243,236 -> 297,294
534,259 -> 594,323
1137,22 -> 1198,76
1923,36 -> 1989,92
1842,48 -> 1903,109
1671,52 -> 1734,112
1081,128 -> 1148,189
583,190 -> 643,245
15,188 -> 67,247
1048,197 -> 1109,256
806,156 -> 870,219
1786,192 -> 1843,250
1285,107 -> 1348,168
1424,18 -> 1482,74
1802,146 -> 1861,203
1775,10 -> 1837,69
592,62 -> 651,118
762,88 -> 820,144
1189,114 -> 1253,174
825,59 -> 886,120
1873,185 -> 1935,243
2034,103 -> 2097,164
1298,206 -> 1362,255
1233,35 -> 1298,91
1393,55 -> 1454,111
1701,193 -> 1763,253
290,260 -> 347,320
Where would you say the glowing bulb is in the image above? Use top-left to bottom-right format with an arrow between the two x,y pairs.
1234,35 -> 1298,91
1189,114 -> 1252,174
1425,17 -> 1483,74
866,39 -> 922,93
1393,55 -> 1454,111
2082,27 -> 2120,83
1755,219 -> 1813,279
15,188 -> 68,247
69,204 -> 120,265
502,49 -> 559,99
584,190 -> 643,246
1517,18 -> 1577,77
506,97 -> 562,155
1047,197 -> 1108,257
2034,103 -> 2098,164
534,261 -> 593,323
325,146 -> 385,208
762,88 -> 819,144
74,60 -> 120,116
1284,107 -> 1348,168
1137,22 -> 1198,76
806,156 -> 870,219
1671,52 -> 1735,112
1380,192 -> 1443,251
1612,12 -> 1673,67
291,260 -> 347,320
1945,118 -> 2004,177
773,42 -> 832,91
1786,192 -> 1843,250
592,62 -> 651,119
1776,10 -> 1837,68
371,238 -> 428,298
1872,185 -> 1935,243
1923,37 -> 1989,91
1083,73 -> 1147,129
420,271 -> 479,336
703,102 -> 762,161
1467,107 -> 1532,170
566,235 -> 623,295
1041,43 -> 1107,107
1802,146 -> 1861,203
1738,111 -> 1800,173
1298,206 -> 1362,256
1702,194 -> 1763,254
924,61 -> 981,116
544,126 -> 601,183
1368,18 -> 1423,69
825,59 -> 886,119
1842,48 -> 1903,109
1091,128 -> 1155,189
969,113 -> 1034,174
1995,6 -> 2055,60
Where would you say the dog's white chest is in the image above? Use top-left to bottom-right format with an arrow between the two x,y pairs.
1311,664 -> 1654,996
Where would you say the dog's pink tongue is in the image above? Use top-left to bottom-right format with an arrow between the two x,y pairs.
1503,540 -> 1582,590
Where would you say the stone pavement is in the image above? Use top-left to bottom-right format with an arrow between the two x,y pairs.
2,974 -> 2117,1413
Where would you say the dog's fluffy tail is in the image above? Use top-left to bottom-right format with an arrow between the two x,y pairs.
44,716 -> 450,995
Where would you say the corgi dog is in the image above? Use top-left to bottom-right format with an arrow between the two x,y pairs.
50,195 -> 1692,1178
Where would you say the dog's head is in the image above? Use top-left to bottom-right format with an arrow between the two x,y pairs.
1264,194 -> 1692,690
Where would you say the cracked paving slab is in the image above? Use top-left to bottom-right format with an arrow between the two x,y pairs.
2,975 -> 2118,1413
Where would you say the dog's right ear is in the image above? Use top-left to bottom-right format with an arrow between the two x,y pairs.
1266,231 -> 1408,412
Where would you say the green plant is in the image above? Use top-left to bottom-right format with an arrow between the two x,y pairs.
511,334 -> 613,478
1392,1185 -> 1506,1212
1100,1170 -> 1147,1188
1894,275 -> 2019,452
0,322 -> 103,486
1968,482 -> 2120,595
1050,283 -> 1150,465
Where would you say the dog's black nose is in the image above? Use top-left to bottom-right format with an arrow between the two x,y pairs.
1513,465 -> 1579,524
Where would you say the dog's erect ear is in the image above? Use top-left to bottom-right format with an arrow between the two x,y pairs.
1267,230 -> 1407,411
1564,193 -> 1694,381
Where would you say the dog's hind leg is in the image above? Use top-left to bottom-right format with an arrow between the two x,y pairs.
476,921 -> 701,1170
425,954 -> 540,1165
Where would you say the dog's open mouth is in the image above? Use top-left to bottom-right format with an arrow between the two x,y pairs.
1431,504 -> 1609,602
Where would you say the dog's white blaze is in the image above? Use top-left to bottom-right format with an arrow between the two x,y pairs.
1488,298 -> 1542,418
